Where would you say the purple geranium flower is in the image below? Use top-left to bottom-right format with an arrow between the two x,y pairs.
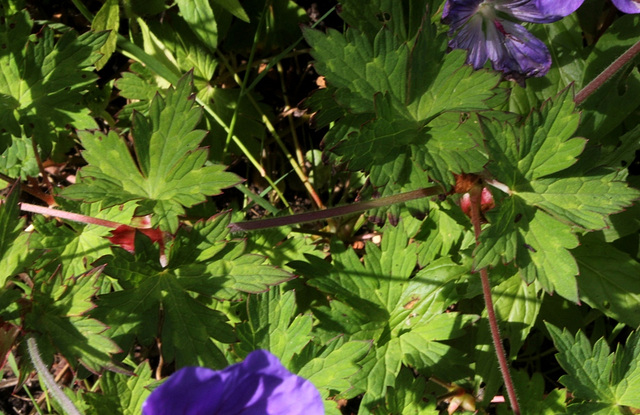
537,0 -> 640,16
442,0 -> 640,79
142,350 -> 324,415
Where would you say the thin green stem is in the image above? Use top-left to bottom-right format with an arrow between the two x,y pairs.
27,336 -> 82,415
228,187 -> 440,232
469,186 -> 520,415
216,47 -> 321,209
22,384 -> 45,415
574,38 -> 640,106
221,3 -> 266,154
69,0 -> 93,21
116,34 -> 291,210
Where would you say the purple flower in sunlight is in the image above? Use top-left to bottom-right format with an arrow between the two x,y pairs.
611,0 -> 640,13
443,0 -> 640,79
537,0 -> 640,16
442,0 -> 565,78
142,350 -> 324,415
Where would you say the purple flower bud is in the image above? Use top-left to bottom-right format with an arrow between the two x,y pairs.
142,350 -> 324,415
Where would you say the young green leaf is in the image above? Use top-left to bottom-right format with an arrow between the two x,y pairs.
91,0 -> 119,70
176,0 -> 218,50
211,0 -> 250,23
547,323 -> 640,412
63,73 -> 241,232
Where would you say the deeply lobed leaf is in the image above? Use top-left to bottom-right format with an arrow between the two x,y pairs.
63,73 -> 241,232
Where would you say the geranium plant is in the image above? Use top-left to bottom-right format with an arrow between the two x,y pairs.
0,0 -> 639,414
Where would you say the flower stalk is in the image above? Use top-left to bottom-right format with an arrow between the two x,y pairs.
469,185 -> 520,415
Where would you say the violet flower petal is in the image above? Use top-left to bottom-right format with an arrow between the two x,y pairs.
448,13 -> 488,69
446,7 -> 551,76
497,0 -> 577,23
142,350 -> 324,415
442,0 -> 483,32
534,0 -> 584,20
612,0 -> 640,13
491,19 -> 552,77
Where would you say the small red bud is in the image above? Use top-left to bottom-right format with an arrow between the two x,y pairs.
460,187 -> 495,220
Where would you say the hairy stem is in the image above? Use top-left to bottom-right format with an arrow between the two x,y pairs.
228,186 -> 440,232
469,186 -> 520,415
574,38 -> 640,106
27,336 -> 82,415
20,203 -> 125,228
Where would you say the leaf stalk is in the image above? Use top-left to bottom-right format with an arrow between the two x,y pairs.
229,186 -> 440,231
574,38 -> 640,106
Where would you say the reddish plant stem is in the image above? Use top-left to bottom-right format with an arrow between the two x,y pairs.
19,202 -> 126,228
17,187 -> 440,233
574,38 -> 640,106
469,186 -> 520,415
228,186 -> 441,232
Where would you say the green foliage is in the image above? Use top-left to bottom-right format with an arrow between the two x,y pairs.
305,21 -> 499,189
31,201 -> 137,278
0,7 -> 107,157
91,213 -> 291,369
291,222 -> 476,411
475,89 -> 640,301
83,362 -> 153,414
547,324 -> 640,413
0,1 -> 639,414
91,0 -> 120,70
25,267 -> 121,373
304,12 -> 502,188
0,185 -> 30,287
63,74 -> 241,232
